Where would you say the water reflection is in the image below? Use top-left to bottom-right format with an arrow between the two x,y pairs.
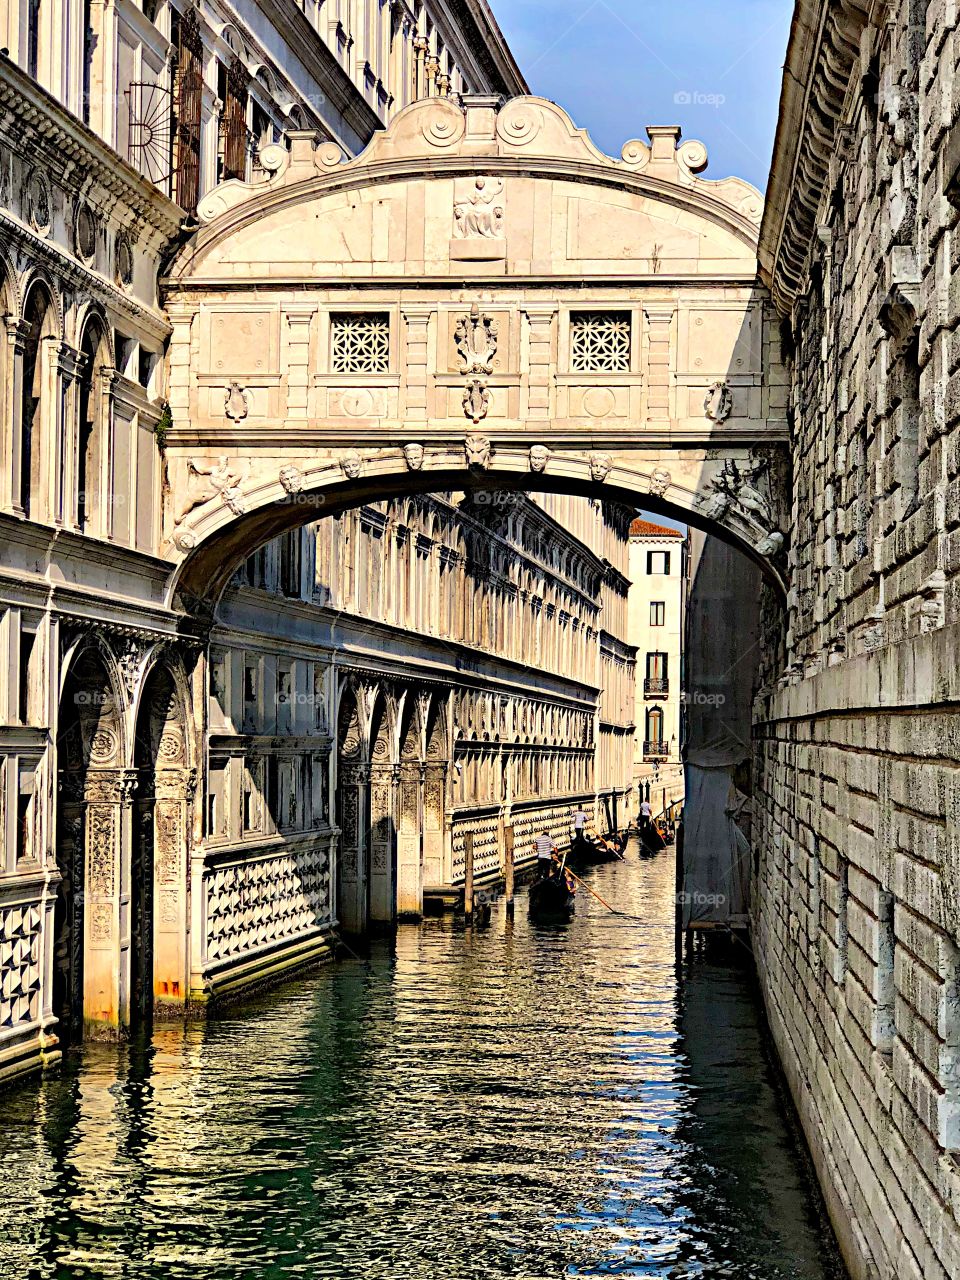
0,853 -> 846,1279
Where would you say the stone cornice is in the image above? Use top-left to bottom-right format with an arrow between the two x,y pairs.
239,0 -> 384,142
447,0 -> 529,96
758,0 -> 872,314
0,54 -> 183,242
0,213 -> 173,340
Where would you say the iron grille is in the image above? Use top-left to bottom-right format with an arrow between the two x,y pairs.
173,6 -> 203,213
126,81 -> 172,187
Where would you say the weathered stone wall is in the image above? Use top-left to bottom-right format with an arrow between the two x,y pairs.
756,3 -> 960,1277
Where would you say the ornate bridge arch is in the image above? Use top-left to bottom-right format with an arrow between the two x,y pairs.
162,94 -> 788,610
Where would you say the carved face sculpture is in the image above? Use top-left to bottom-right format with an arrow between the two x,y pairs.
590,452 -> 612,483
529,445 -> 550,473
279,465 -> 303,495
403,443 -> 425,471
649,467 -> 671,496
340,450 -> 363,479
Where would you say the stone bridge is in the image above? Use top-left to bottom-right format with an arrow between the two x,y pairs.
161,94 -> 787,611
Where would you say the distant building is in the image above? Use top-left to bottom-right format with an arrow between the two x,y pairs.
628,518 -> 686,819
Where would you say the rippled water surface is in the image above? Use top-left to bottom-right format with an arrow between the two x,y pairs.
0,851 -> 847,1279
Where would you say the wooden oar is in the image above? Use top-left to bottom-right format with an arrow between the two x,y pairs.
552,856 -> 617,912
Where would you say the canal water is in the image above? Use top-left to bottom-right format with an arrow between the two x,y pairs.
0,849 -> 847,1280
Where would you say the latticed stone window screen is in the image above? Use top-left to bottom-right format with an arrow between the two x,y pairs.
570,311 -> 631,372
331,313 -> 391,373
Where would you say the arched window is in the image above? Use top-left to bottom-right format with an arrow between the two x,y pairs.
19,283 -> 55,520
76,316 -> 110,534
645,706 -> 664,748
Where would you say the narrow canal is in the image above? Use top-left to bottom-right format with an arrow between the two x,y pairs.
0,849 -> 846,1280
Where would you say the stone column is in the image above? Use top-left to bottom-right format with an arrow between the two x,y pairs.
2,318 -> 28,513
54,342 -> 82,527
643,306 -> 674,422
83,768 -> 136,1036
397,762 -> 423,916
369,764 -> 398,923
338,762 -> 369,934
523,305 -> 556,419
152,766 -> 195,1013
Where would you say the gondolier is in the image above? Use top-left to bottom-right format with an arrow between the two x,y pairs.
534,830 -> 557,876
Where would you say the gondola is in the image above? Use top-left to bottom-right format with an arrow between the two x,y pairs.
528,872 -> 575,919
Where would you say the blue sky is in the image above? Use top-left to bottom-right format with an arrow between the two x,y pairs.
492,0 -> 792,192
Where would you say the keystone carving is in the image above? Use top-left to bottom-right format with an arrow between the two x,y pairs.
465,434 -> 491,470
589,452 -> 612,483
455,304 -> 499,374
403,443 -> 425,471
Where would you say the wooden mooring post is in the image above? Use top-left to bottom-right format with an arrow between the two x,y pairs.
504,824 -> 515,914
464,831 -> 475,920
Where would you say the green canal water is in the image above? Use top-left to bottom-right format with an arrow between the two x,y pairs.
0,850 -> 847,1279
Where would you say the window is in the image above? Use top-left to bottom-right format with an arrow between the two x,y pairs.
243,658 -> 259,730
243,545 -> 267,589
645,707 -> 664,746
647,550 -> 670,575
219,57 -> 249,182
18,630 -> 36,724
331,313 -> 390,373
278,529 -> 302,599
277,662 -> 292,734
570,311 -> 631,372
27,0 -> 41,80
172,7 -> 203,212
646,652 -> 668,680
650,601 -> 665,627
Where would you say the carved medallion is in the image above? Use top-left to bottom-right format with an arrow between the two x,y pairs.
455,304 -> 498,374
24,171 -> 51,233
115,234 -> 134,288
224,382 -> 248,422
704,381 -> 734,423
74,202 -> 97,261
463,379 -> 490,425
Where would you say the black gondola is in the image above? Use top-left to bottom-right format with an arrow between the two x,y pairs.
528,872 -> 575,918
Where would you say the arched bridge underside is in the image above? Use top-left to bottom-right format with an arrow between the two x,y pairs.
163,94 -> 788,607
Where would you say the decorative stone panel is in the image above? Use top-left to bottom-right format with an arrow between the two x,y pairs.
0,903 -> 42,1030
206,846 -> 333,963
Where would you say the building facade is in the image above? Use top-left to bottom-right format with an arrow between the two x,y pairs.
755,2 -> 960,1277
627,517 -> 685,819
